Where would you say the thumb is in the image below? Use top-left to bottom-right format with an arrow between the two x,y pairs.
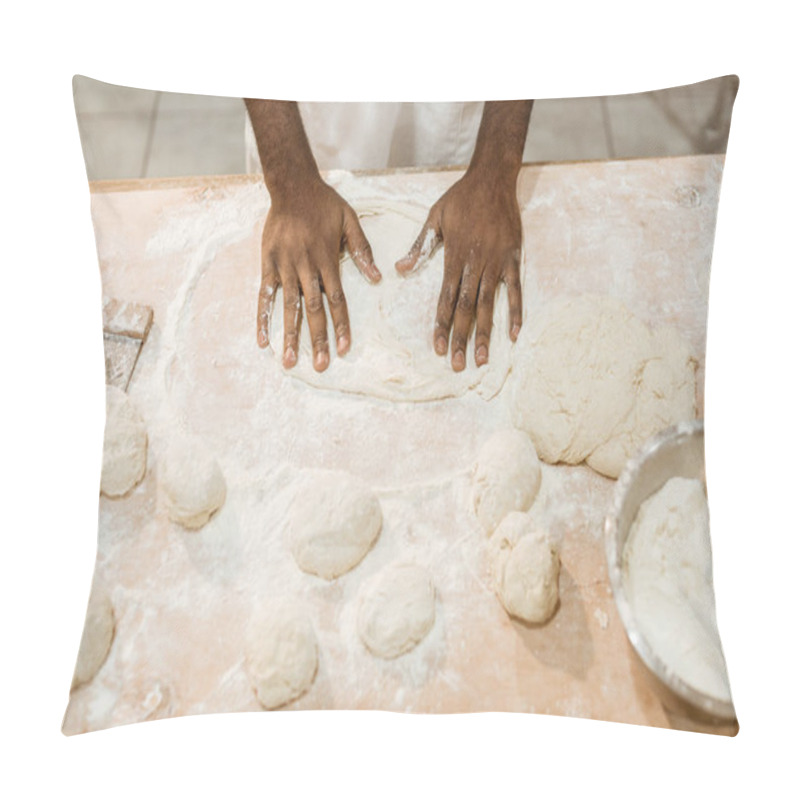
395,208 -> 442,276
343,208 -> 382,283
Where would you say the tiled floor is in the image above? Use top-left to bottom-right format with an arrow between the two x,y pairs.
72,76 -> 738,181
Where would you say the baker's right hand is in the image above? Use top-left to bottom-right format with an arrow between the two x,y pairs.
257,178 -> 381,371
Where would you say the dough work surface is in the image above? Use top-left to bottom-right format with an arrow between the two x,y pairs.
66,157 -> 722,732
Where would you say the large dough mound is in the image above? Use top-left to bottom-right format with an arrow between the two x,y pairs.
511,294 -> 696,478
471,429 -> 542,533
160,434 -> 226,529
489,512 -> 560,624
245,603 -> 318,710
101,386 -> 147,497
289,469 -> 382,579
357,563 -> 436,659
269,201 -> 512,402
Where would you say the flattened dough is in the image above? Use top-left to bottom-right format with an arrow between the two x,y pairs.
269,201 -> 512,402
245,603 -> 318,710
289,469 -> 382,579
511,294 -> 696,478
101,386 -> 147,497
357,563 -> 436,659
160,434 -> 226,529
471,429 -> 542,533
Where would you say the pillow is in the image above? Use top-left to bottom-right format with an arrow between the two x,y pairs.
63,75 -> 738,736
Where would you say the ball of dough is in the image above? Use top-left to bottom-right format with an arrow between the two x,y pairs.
289,469 -> 382,579
72,587 -> 115,689
511,294 -> 696,478
101,386 -> 147,497
245,604 -> 318,710
471,429 -> 542,533
357,563 -> 436,659
161,435 -> 226,529
489,512 -> 560,624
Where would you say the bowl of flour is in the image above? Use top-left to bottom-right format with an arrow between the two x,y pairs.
605,421 -> 737,730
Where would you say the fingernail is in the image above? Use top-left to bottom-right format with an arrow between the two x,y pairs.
476,345 -> 488,365
314,350 -> 329,371
258,330 -> 268,348
337,335 -> 349,354
453,350 -> 465,371
511,324 -> 521,341
435,336 -> 448,356
284,347 -> 296,367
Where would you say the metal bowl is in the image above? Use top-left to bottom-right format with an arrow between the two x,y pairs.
604,420 -> 737,731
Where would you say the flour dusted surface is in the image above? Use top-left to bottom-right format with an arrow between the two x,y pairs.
65,158 -> 724,731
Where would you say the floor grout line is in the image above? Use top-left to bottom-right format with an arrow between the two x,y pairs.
140,91 -> 162,178
599,96 -> 616,160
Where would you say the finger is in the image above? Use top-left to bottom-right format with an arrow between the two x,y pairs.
504,251 -> 523,341
281,273 -> 302,369
396,212 -> 441,275
298,266 -> 330,372
474,273 -> 497,367
433,250 -> 461,359
321,266 -> 350,356
257,255 -> 280,349
450,259 -> 481,372
343,208 -> 381,283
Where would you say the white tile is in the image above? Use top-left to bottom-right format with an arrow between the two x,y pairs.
144,109 -> 248,177
603,76 -> 737,159
74,115 -> 152,180
73,75 -> 158,116
157,91 -> 245,113
524,97 -> 610,163
604,92 -> 696,159
648,76 -> 738,154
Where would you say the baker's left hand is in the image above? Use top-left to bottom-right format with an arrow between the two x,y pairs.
395,167 -> 523,371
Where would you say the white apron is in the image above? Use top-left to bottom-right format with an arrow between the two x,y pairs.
245,101 -> 485,173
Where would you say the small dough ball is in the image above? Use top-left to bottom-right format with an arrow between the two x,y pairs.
101,386 -> 147,497
72,587 -> 115,689
357,563 -> 436,659
245,603 -> 318,710
490,512 -> 559,624
161,435 -> 226,529
289,469 -> 382,579
471,429 -> 542,533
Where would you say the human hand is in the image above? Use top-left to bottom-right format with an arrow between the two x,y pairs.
257,177 -> 381,371
395,167 -> 523,371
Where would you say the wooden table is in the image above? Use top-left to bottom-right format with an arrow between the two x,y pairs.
63,155 -> 723,734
